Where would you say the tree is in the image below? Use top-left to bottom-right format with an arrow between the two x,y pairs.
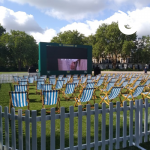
0,24 -> 6,36
51,30 -> 86,45
0,30 -> 38,71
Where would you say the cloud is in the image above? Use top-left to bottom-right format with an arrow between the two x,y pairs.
8,0 -> 150,21
60,7 -> 150,38
0,6 -> 43,33
0,0 -> 4,3
30,29 -> 57,43
0,6 -> 57,43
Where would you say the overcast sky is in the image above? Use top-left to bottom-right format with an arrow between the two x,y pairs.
0,0 -> 150,43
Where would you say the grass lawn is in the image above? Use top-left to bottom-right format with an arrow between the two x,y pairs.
0,72 -> 28,75
0,80 -> 150,150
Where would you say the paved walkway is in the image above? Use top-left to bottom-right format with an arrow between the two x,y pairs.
92,71 -> 149,74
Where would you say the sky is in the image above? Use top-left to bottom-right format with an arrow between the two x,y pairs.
0,0 -> 150,43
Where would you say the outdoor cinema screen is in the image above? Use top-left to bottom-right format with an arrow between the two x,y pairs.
46,46 -> 88,71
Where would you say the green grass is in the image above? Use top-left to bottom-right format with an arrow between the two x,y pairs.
0,82 -> 150,150
0,72 -> 28,75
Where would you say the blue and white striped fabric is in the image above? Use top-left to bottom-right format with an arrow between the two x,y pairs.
80,74 -> 85,79
41,84 -> 53,92
49,78 -> 56,85
18,77 -> 23,81
87,74 -> 92,79
91,76 -> 96,81
101,82 -> 115,92
73,74 -> 78,78
40,75 -> 47,80
123,85 -> 145,98
96,78 -> 104,87
73,77 -> 78,80
129,77 -> 136,84
37,80 -> 45,90
110,78 -> 118,82
65,83 -> 76,94
23,75 -> 28,79
129,80 -> 141,89
101,87 -> 122,100
87,79 -> 93,83
58,75 -> 63,80
37,78 -> 45,82
106,76 -> 112,82
80,88 -> 94,102
80,77 -> 87,84
49,75 -> 56,78
66,75 -> 71,81
28,77 -> 34,83
144,79 -> 150,86
33,75 -> 37,81
18,81 -> 28,85
72,79 -> 80,87
118,77 -> 126,84
86,82 -> 95,88
14,85 -> 27,92
43,90 -> 58,105
11,92 -> 28,107
122,80 -> 128,87
13,76 -> 18,82
63,77 -> 68,84
96,74 -> 101,80
55,80 -> 64,89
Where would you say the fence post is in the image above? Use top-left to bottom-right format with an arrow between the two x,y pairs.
18,109 -> 23,150
69,106 -> 74,150
0,106 -> 3,150
135,100 -> 139,146
41,109 -> 46,150
129,101 -> 133,146
78,105 -> 82,150
94,103 -> 98,150
50,108 -> 55,150
11,108 -> 16,150
144,99 -> 148,142
25,110 -> 30,150
123,101 -> 127,148
86,104 -> 91,150
32,110 -> 37,150
139,99 -> 143,144
101,103 -> 106,150
4,107 -> 9,150
60,107 -> 65,150
109,102 -> 113,150
115,102 -> 120,149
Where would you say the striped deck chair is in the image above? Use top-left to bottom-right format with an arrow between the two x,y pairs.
74,88 -> 95,108
36,80 -> 45,94
122,80 -> 129,88
40,75 -> 47,80
42,90 -> 60,113
87,79 -> 93,83
128,77 -> 137,85
85,82 -> 96,88
91,76 -> 96,81
95,74 -> 101,81
49,77 -> 56,85
13,76 -> 18,83
18,80 -> 28,85
99,82 -> 115,95
28,77 -> 34,84
72,79 -> 80,88
23,75 -> 28,79
62,83 -> 77,100
55,80 -> 64,90
80,74 -> 85,79
80,77 -> 87,85
58,75 -> 64,80
72,74 -> 78,78
49,75 -> 56,78
62,77 -> 68,85
87,74 -> 92,79
33,75 -> 37,82
41,84 -> 53,98
121,85 -> 145,105
116,77 -> 126,86
9,91 -> 29,114
18,77 -> 23,82
14,85 -> 28,93
105,76 -> 113,83
128,80 -> 141,90
99,87 -> 122,105
95,78 -> 105,90
66,75 -> 71,82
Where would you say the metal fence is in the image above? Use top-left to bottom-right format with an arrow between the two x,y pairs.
0,99 -> 150,150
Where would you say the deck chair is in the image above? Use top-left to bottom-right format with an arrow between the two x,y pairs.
49,75 -> 56,78
80,77 -> 87,85
9,91 -> 29,114
58,75 -> 64,80
72,79 -> 80,88
95,74 -> 101,81
121,85 -> 145,105
99,82 -> 115,95
128,80 -> 141,90
62,77 -> 68,85
95,78 -> 105,90
13,76 -> 18,83
116,77 -> 126,86
49,77 -> 56,85
66,75 -> 71,82
91,76 -> 96,81
28,77 -> 34,84
36,80 -> 45,94
74,88 -> 95,109
87,74 -> 92,79
18,81 -> 28,85
54,80 -> 64,90
62,83 -> 77,100
87,79 -> 94,83
72,74 -> 78,78
99,87 -> 122,105
23,75 -> 29,79
41,84 -> 53,98
80,74 -> 85,79
33,75 -> 37,82
14,85 -> 28,93
42,90 -> 60,113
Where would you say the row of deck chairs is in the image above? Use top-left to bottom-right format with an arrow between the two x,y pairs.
10,73 -> 150,113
